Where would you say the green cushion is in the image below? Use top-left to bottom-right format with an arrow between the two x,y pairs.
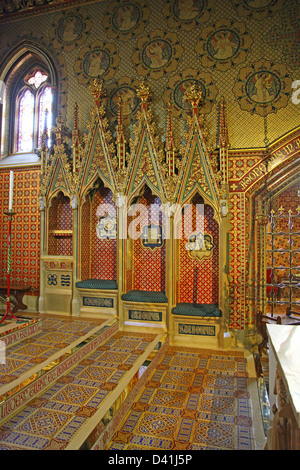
121,290 -> 168,303
172,303 -> 222,317
76,279 -> 118,290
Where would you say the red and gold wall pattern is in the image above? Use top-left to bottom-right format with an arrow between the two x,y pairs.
0,167 -> 40,296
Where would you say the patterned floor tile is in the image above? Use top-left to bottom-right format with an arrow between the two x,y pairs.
137,412 -> 179,439
0,431 -> 49,449
199,394 -> 236,415
0,316 -> 258,451
107,346 -> 255,451
52,384 -> 98,406
152,389 -> 188,408
17,408 -> 70,438
193,419 -> 235,449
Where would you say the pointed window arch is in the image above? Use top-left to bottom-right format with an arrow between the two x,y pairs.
16,69 -> 53,152
17,88 -> 34,152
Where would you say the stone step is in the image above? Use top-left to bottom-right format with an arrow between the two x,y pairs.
67,332 -> 168,450
0,317 -> 118,424
0,319 -> 167,450
0,316 -> 42,347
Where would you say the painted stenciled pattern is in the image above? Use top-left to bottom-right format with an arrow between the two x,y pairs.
177,204 -> 219,304
48,193 -> 72,256
228,153 -> 263,181
228,193 -> 246,329
91,189 -> 117,281
0,169 -> 40,295
81,198 -> 91,280
131,195 -> 166,293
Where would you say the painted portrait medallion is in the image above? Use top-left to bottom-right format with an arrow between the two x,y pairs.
111,2 -> 140,32
83,49 -> 110,79
163,68 -> 218,116
104,0 -> 150,41
74,41 -> 120,85
133,30 -> 183,80
110,88 -> 139,117
108,77 -> 140,119
233,59 -> 292,115
173,0 -> 204,21
49,8 -> 92,52
195,19 -> 253,71
232,0 -> 284,19
142,40 -> 172,70
162,0 -> 214,31
246,71 -> 281,104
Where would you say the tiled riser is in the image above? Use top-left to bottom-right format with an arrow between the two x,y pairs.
0,320 -> 118,423
90,339 -> 169,450
0,319 -> 42,347
0,326 -> 162,450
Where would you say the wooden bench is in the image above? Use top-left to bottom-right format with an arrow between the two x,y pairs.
75,279 -> 118,318
121,290 -> 168,331
171,302 -> 222,348
0,282 -> 32,313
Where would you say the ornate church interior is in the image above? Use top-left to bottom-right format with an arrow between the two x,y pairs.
0,0 -> 299,452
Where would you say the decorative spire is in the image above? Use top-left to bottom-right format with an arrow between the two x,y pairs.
40,108 -> 48,181
116,97 -> 126,170
218,97 -> 229,149
165,102 -> 176,176
137,80 -> 151,110
217,97 -> 229,188
185,82 -> 203,116
89,76 -> 106,107
73,102 -> 79,132
72,102 -> 80,174
53,114 -> 64,145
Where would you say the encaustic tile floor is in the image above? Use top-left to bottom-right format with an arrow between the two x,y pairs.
107,347 -> 255,451
0,314 -> 262,450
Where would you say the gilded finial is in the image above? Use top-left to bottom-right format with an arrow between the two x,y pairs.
55,114 -> 64,129
137,80 -> 151,107
73,102 -> 79,130
89,76 -> 106,102
185,82 -> 203,111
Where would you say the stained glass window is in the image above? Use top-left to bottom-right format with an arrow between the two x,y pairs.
18,89 -> 34,152
16,70 -> 52,152
27,70 -> 48,89
38,86 -> 52,147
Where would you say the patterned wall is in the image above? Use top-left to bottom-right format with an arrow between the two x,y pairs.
81,196 -> 91,280
48,192 -> 73,256
0,168 -> 40,296
0,0 -> 298,152
130,194 -> 166,293
90,188 -> 117,281
177,201 -> 219,304
0,0 -> 299,327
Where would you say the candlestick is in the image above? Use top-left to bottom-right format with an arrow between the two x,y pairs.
0,209 -> 18,324
9,170 -> 14,212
